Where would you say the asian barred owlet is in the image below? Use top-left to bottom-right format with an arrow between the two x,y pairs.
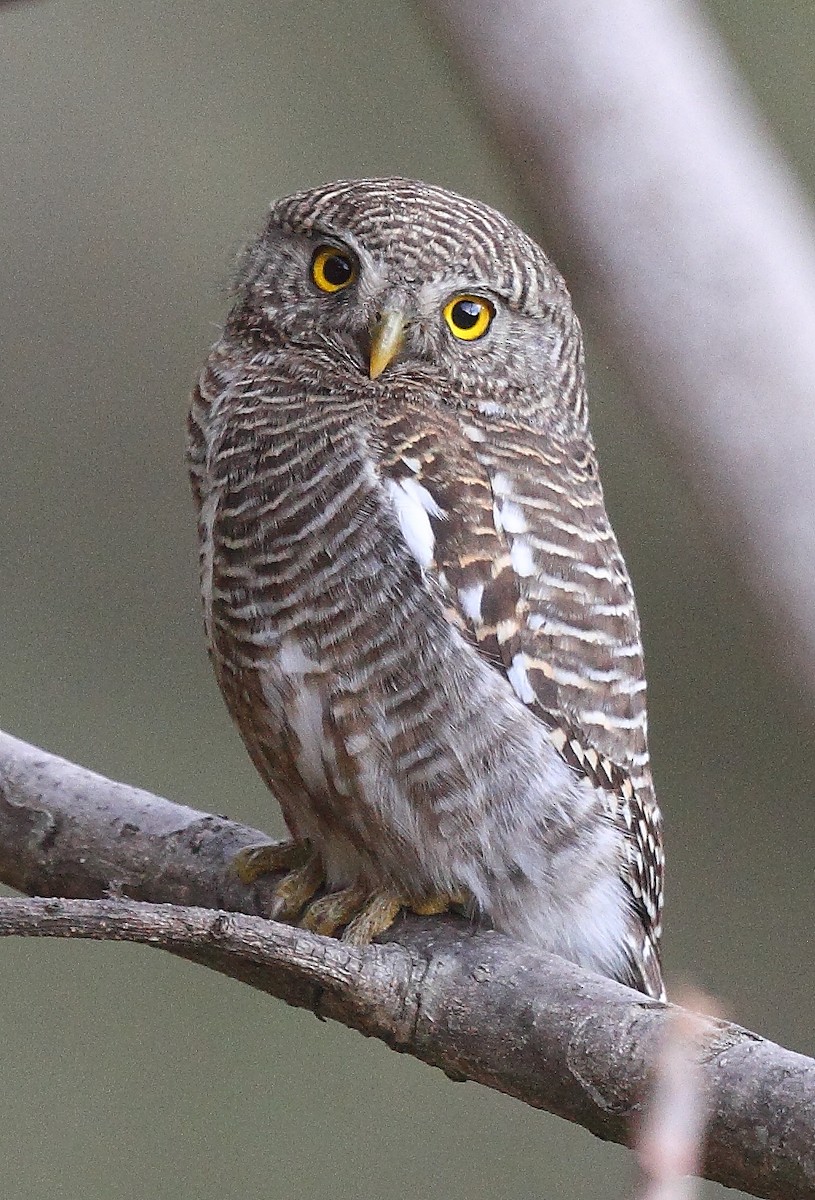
188,178 -> 664,999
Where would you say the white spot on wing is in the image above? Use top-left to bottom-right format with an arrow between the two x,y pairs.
499,500 -> 527,534
477,400 -> 503,416
400,455 -> 421,474
385,477 -> 445,570
458,583 -> 484,623
461,423 -> 486,443
496,618 -> 518,644
345,732 -> 371,756
401,475 -> 445,519
510,538 -> 536,577
508,652 -> 537,704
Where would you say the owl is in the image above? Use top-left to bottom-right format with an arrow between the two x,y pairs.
188,178 -> 664,999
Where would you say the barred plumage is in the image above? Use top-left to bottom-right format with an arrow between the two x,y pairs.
189,178 -> 664,998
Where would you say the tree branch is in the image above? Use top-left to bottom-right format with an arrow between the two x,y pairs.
0,729 -> 813,1199
416,0 -> 815,691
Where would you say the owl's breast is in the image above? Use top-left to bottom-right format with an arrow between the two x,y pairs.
198,392 -> 372,635
191,383 -> 632,923
195,387 -> 448,731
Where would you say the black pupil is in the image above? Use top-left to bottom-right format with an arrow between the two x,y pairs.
452,299 -> 482,329
322,253 -> 352,286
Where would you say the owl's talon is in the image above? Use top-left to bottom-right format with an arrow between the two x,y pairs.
300,884 -> 370,937
232,838 -> 323,922
341,892 -> 405,945
268,854 -> 325,922
231,838 -> 311,885
308,888 -> 466,944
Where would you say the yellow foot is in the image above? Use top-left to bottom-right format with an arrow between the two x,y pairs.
342,891 -> 405,945
338,889 -> 467,946
300,884 -> 370,937
269,854 -> 325,922
231,839 -> 324,923
411,891 -> 466,916
231,838 -> 311,885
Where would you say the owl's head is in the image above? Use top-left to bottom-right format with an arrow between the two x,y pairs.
230,178 -> 586,420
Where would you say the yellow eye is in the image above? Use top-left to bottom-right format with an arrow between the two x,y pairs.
443,294 -> 495,340
311,246 -> 356,293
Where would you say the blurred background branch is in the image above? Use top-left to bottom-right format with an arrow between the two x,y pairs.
635,994 -> 712,1200
1,729 -> 814,1200
418,0 -> 815,691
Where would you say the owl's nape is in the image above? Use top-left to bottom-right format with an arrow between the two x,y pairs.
189,177 -> 664,999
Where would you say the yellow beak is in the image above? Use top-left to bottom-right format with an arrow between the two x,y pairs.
369,311 -> 406,379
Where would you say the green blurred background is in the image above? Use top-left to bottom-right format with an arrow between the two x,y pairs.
2,2 -> 813,1197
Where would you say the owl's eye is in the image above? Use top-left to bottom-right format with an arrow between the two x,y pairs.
443,294 -> 495,341
311,246 -> 357,293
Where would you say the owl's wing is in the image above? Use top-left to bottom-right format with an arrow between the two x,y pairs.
378,403 -> 663,996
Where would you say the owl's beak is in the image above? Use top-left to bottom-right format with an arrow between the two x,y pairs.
369,311 -> 406,379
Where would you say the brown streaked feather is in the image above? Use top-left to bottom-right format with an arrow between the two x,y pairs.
377,403 -> 646,762
378,399 -> 663,985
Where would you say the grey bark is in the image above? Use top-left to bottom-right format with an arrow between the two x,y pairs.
0,728 -> 813,1200
416,0 -> 815,689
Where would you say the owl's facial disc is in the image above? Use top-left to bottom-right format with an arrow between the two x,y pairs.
369,310 -> 406,379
